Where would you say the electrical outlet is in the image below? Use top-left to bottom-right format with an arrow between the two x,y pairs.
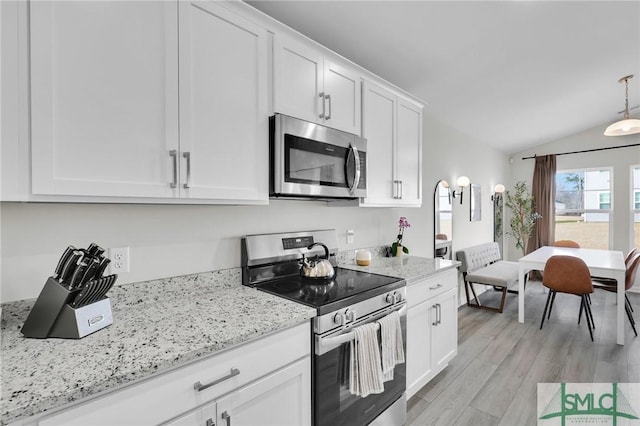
109,247 -> 130,273
347,229 -> 354,244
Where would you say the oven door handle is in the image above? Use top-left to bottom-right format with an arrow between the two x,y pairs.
347,144 -> 360,195
316,304 -> 406,355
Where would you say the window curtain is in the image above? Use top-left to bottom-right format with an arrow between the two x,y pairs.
528,154 -> 556,255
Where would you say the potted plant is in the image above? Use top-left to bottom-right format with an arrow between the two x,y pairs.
391,217 -> 411,256
504,181 -> 542,256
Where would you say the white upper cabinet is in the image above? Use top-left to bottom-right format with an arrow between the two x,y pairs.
360,79 -> 423,207
395,97 -> 423,206
361,81 -> 396,204
29,0 -> 268,203
178,1 -> 268,202
30,1 -> 179,198
273,34 -> 361,135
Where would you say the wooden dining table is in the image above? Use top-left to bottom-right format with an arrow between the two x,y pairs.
518,246 -> 627,345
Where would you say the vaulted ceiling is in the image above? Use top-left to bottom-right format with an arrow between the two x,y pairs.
246,0 -> 640,154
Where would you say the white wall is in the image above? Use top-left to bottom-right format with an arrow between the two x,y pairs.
0,112 -> 509,303
422,114 -> 510,256
508,123 -> 640,260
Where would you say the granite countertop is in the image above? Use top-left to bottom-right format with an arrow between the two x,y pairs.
0,269 -> 315,426
339,255 -> 460,284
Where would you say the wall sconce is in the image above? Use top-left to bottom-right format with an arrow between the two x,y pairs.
451,176 -> 470,204
491,183 -> 505,201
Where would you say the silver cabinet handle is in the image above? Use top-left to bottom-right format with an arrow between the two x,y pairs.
325,93 -> 331,120
393,180 -> 401,199
205,419 -> 215,426
398,180 -> 403,199
319,92 -> 325,119
429,283 -> 443,291
221,411 -> 231,426
183,151 -> 191,189
169,150 -> 178,188
347,145 -> 360,195
437,303 -> 442,325
193,367 -> 240,392
432,304 -> 438,326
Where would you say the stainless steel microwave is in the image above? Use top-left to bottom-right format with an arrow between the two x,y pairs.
270,114 -> 367,199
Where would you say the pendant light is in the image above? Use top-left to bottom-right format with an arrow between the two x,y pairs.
604,75 -> 640,136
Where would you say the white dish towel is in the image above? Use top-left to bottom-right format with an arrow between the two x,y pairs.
378,310 -> 405,382
349,323 -> 384,397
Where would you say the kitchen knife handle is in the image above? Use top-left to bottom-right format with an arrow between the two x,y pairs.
183,151 -> 191,189
169,150 -> 178,188
94,257 -> 111,279
193,368 -> 240,392
54,245 -> 76,279
69,259 -> 90,290
221,411 -> 231,426
60,251 -> 83,284
87,243 -> 105,258
81,258 -> 101,286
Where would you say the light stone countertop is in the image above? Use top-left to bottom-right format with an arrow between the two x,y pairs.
0,269 -> 315,426
339,255 -> 460,284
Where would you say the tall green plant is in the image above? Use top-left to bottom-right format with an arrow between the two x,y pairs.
505,181 -> 542,256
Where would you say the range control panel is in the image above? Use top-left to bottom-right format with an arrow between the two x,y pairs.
282,236 -> 314,250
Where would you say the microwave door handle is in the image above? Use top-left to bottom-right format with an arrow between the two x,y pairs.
348,145 -> 360,195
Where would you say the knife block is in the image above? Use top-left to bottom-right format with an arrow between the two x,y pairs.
21,277 -> 113,339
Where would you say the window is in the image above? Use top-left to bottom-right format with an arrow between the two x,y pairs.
555,168 -> 611,249
635,191 -> 640,210
599,192 -> 611,209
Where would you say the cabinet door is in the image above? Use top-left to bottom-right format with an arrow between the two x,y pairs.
406,300 -> 433,399
179,1 -> 268,202
431,288 -> 458,372
395,96 -> 422,206
30,1 -> 179,198
273,35 -> 323,125
323,60 -> 361,135
215,357 -> 311,426
163,402 -> 215,426
361,80 -> 396,205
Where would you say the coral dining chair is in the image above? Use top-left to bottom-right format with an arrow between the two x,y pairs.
540,255 -> 595,341
553,240 -> 580,248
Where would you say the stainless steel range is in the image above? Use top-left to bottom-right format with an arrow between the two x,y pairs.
242,230 -> 407,426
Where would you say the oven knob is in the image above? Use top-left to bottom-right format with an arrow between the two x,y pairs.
385,293 -> 395,304
345,309 -> 357,322
394,291 -> 402,303
334,312 -> 345,326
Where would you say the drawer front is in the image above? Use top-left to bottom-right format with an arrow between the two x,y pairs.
38,322 -> 311,426
407,269 -> 457,307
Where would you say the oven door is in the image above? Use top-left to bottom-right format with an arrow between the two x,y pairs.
313,304 -> 406,426
271,114 -> 367,199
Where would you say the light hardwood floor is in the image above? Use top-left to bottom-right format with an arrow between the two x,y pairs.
407,282 -> 640,426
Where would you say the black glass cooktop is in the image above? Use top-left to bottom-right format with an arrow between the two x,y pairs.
255,267 -> 404,315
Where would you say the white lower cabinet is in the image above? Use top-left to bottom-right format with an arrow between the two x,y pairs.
406,269 -> 458,399
165,358 -> 310,426
36,323 -> 311,426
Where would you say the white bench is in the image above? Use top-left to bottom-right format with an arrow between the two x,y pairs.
456,242 -> 521,313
